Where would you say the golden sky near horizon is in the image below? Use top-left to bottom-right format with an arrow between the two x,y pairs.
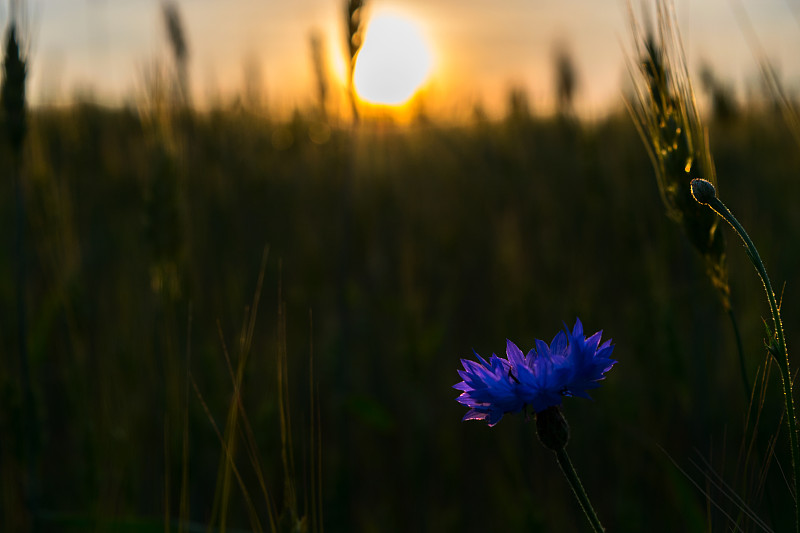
19,0 -> 800,118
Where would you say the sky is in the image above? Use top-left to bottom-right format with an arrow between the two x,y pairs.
10,0 -> 800,118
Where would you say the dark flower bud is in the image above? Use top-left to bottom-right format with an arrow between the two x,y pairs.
536,406 -> 570,451
690,178 -> 717,206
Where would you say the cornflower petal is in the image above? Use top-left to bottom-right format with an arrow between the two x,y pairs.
454,319 -> 616,426
550,330 -> 569,355
506,340 -> 526,373
454,350 -> 526,426
558,321 -> 617,398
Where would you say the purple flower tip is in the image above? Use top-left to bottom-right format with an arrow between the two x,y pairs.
453,319 -> 617,426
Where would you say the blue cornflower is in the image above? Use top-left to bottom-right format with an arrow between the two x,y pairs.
454,319 -> 616,426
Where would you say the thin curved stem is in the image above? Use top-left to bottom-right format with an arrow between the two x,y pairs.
705,194 -> 798,532
554,448 -> 605,533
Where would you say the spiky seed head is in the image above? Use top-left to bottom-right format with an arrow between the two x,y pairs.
344,0 -> 366,122
628,3 -> 730,309
2,24 -> 27,154
162,2 -> 188,63
347,0 -> 365,60
554,42 -> 577,114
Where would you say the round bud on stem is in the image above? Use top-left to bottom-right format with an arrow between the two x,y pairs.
690,178 -> 717,206
536,406 -> 570,451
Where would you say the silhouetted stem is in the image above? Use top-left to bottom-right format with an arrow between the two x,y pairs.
699,188 -> 798,533
554,448 -> 605,533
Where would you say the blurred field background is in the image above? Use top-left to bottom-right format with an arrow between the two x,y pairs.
3,1 -> 800,532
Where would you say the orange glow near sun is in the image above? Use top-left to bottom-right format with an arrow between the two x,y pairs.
353,12 -> 433,106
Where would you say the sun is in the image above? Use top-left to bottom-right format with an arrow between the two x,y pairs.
353,12 -> 433,106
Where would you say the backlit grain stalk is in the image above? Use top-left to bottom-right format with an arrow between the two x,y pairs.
345,0 -> 365,123
3,24 -> 26,158
2,10 -> 38,529
554,41 -> 578,117
628,1 -> 730,311
309,30 -> 329,121
162,1 -> 190,108
628,0 -> 752,417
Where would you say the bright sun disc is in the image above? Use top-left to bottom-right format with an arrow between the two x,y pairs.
353,13 -> 433,106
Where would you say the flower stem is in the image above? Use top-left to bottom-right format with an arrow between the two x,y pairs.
696,183 -> 798,532
554,448 -> 605,533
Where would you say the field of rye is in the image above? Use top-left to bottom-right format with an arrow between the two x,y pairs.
3,1 -> 800,532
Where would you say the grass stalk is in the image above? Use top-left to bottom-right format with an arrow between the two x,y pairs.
728,307 -> 751,397
207,248 -> 270,532
308,309 -> 323,533
178,303 -> 193,533
12,150 -> 38,529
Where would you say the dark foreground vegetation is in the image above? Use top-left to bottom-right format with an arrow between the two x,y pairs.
2,105 -> 800,531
